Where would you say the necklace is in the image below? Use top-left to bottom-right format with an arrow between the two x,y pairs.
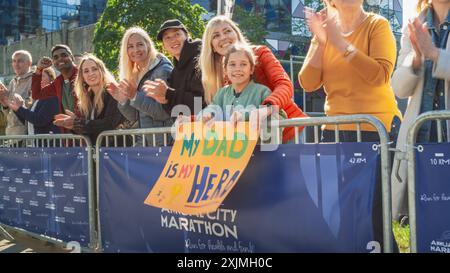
341,31 -> 354,37
340,12 -> 369,37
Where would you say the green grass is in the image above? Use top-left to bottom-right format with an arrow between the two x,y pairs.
393,221 -> 410,253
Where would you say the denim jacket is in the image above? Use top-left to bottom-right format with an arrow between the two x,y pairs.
417,8 -> 450,142
118,53 -> 174,146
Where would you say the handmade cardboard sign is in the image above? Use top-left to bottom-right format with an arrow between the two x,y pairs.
144,121 -> 258,214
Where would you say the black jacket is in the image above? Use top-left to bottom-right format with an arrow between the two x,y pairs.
73,91 -> 126,144
164,39 -> 206,116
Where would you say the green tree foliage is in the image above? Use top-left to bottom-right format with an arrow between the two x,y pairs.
303,0 -> 324,11
232,6 -> 268,45
94,0 -> 207,74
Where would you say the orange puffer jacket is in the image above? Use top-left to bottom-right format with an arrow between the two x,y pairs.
253,46 -> 308,142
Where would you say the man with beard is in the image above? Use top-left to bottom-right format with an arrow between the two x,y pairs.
31,44 -> 79,132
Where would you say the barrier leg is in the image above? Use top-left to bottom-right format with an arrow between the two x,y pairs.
0,225 -> 15,241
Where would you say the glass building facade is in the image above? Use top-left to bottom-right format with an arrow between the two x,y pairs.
41,0 -> 107,32
0,0 -> 107,45
233,0 -> 403,64
0,0 -> 41,44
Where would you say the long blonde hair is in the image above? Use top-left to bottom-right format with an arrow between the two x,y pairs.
119,27 -> 157,83
417,0 -> 431,12
75,54 -> 115,118
199,16 -> 248,104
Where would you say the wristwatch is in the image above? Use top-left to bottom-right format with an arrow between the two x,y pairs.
344,44 -> 356,57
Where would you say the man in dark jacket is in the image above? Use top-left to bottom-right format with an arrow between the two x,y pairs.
143,19 -> 206,117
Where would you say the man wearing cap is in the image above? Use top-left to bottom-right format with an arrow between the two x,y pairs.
143,19 -> 205,117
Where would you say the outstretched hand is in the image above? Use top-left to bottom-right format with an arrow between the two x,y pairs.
53,112 -> 75,129
143,79 -> 168,104
0,81 -> 8,98
7,94 -> 24,111
305,7 -> 328,46
119,79 -> 138,100
106,82 -> 128,104
408,17 -> 439,62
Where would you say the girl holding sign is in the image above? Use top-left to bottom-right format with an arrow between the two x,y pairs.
198,43 -> 283,126
199,16 -> 306,142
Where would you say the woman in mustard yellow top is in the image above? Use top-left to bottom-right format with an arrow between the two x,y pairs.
298,0 -> 401,252
299,0 -> 402,139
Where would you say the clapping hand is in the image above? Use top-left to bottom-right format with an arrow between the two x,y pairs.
408,17 -> 439,64
119,79 -> 138,100
7,94 -> 24,111
106,81 -> 128,104
53,109 -> 76,129
143,79 -> 169,104
0,81 -> 8,99
305,7 -> 328,46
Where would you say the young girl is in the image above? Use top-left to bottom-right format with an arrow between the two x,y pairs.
198,43 -> 275,124
199,16 -> 306,142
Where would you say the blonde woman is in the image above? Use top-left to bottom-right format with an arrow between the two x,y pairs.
54,54 -> 125,144
199,16 -> 307,143
391,0 -> 449,225
107,26 -> 173,146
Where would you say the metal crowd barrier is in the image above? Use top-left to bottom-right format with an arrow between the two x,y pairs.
300,112 -> 326,143
407,110 -> 450,253
95,127 -> 173,148
0,134 -> 97,252
95,114 -> 392,253
95,127 -> 173,250
277,114 -> 393,253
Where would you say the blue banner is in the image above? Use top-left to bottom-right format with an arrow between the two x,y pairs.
0,148 -> 90,247
415,143 -> 450,253
98,143 -> 379,253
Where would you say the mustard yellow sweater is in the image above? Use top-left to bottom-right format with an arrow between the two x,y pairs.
299,14 -> 402,132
